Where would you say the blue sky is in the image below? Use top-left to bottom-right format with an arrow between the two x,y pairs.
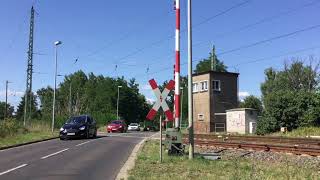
1,0 -> 320,108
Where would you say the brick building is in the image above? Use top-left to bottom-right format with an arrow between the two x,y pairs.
192,71 -> 239,134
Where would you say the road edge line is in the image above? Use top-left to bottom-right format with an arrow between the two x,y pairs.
0,137 -> 59,151
115,133 -> 159,180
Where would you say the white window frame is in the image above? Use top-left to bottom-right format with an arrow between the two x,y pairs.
199,80 -> 208,92
212,80 -> 221,91
198,114 -> 204,121
215,123 -> 225,132
192,82 -> 199,93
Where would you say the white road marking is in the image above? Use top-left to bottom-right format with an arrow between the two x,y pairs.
0,164 -> 28,176
107,135 -> 147,139
41,148 -> 69,159
76,140 -> 94,146
0,138 -> 57,153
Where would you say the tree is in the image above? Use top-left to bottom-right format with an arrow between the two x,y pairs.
16,93 -> 39,121
37,87 -> 53,120
0,102 -> 14,120
261,60 -> 319,97
258,59 -> 320,134
36,71 -> 149,127
239,95 -> 263,115
194,47 -> 227,73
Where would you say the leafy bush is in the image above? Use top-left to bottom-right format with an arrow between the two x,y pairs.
91,112 -> 116,127
256,115 -> 278,135
260,91 -> 320,133
0,118 -> 28,138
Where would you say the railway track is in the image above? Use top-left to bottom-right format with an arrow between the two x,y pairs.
183,134 -> 320,156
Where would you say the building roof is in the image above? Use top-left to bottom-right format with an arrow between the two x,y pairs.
192,70 -> 239,77
226,108 -> 257,112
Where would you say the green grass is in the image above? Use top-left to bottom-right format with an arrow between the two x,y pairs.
0,131 -> 56,148
0,119 -> 58,148
128,140 -> 319,180
272,126 -> 320,137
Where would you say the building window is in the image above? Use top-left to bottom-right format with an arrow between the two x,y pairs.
192,83 -> 198,93
200,81 -> 208,91
212,80 -> 221,91
198,114 -> 204,121
215,123 -> 225,132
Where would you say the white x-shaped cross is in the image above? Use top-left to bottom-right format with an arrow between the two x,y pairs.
146,79 -> 175,121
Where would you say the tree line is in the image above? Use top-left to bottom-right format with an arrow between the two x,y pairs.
12,71 -> 150,127
3,46 -> 319,134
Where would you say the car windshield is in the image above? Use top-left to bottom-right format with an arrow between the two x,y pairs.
111,121 -> 122,125
130,123 -> 138,126
66,116 -> 86,124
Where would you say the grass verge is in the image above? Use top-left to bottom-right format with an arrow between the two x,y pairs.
0,119 -> 58,148
272,126 -> 320,137
128,140 -> 319,180
0,131 -> 56,148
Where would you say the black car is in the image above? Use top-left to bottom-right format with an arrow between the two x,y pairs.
59,115 -> 97,140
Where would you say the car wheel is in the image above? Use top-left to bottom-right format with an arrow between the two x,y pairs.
86,130 -> 90,139
93,130 -> 97,138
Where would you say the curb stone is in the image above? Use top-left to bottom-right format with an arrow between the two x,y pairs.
0,137 -> 58,151
116,132 -> 160,180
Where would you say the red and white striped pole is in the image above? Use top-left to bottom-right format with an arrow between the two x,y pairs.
174,0 -> 181,129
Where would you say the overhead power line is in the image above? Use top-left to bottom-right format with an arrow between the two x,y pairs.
114,0 -> 252,65
229,46 -> 320,68
75,7 -> 174,63
193,0 -> 251,28
217,24 -> 320,56
120,0 -> 319,69
133,23 -> 320,78
194,0 -> 320,47
134,45 -> 320,79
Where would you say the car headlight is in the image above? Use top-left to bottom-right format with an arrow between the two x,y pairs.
119,125 -> 123,128
79,126 -> 86,130
60,127 -> 64,132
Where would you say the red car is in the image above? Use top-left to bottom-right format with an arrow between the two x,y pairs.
107,120 -> 127,133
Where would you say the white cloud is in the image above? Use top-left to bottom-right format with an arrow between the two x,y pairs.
0,90 -> 24,97
146,97 -> 155,105
238,91 -> 250,101
140,84 -> 151,90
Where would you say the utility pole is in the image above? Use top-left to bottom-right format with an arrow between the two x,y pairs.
211,45 -> 216,71
5,81 -> 11,119
187,0 -> 194,159
68,83 -> 72,117
117,86 -> 122,120
159,114 -> 163,163
24,6 -> 35,126
180,86 -> 184,129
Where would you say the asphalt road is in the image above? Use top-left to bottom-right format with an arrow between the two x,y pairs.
0,131 -> 156,180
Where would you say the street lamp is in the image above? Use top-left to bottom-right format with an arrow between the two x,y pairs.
52,41 -> 62,133
117,86 -> 122,120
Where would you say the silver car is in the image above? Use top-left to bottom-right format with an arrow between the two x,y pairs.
128,123 -> 140,131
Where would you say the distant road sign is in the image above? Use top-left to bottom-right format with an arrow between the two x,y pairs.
146,79 -> 175,121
